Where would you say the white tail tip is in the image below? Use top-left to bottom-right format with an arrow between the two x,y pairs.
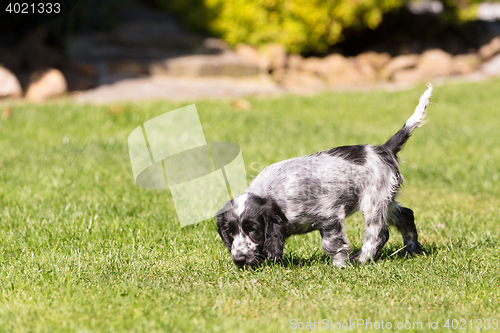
406,83 -> 433,129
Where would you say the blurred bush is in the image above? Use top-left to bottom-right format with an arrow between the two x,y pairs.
441,0 -> 484,21
153,0 -> 407,53
152,0 -> 499,54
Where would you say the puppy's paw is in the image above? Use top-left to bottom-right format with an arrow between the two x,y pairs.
400,241 -> 421,256
332,258 -> 347,268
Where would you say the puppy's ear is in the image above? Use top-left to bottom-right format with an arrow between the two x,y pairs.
217,213 -> 232,251
263,201 -> 290,263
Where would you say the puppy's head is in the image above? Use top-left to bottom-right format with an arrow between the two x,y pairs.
217,192 -> 289,267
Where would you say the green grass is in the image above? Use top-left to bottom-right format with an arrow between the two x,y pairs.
1,79 -> 499,332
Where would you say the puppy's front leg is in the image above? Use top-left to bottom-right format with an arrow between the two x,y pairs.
319,220 -> 350,268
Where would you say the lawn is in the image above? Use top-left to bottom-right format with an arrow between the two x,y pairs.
0,79 -> 499,332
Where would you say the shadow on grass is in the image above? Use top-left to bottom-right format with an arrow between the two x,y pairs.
280,243 -> 434,268
280,245 -> 425,268
235,236 -> 499,270
281,250 -> 331,268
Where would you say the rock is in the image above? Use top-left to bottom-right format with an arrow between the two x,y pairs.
235,44 -> 261,67
392,68 -> 427,83
320,54 -> 349,76
478,37 -> 500,60
355,51 -> 390,80
320,54 -> 364,85
326,71 -> 365,85
417,49 -> 454,77
452,54 -> 482,75
237,43 -> 287,72
482,54 -> 500,76
356,51 -> 391,70
287,54 -> 303,70
271,68 -> 286,83
202,38 -> 230,52
72,76 -> 283,103
0,66 -> 22,98
277,69 -> 325,89
259,44 -> 287,71
26,69 -> 67,101
382,54 -> 419,80
299,56 -> 323,74
150,52 -> 260,77
354,59 -> 377,81
107,60 -> 149,75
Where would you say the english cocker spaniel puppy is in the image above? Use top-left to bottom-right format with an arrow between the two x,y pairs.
218,84 -> 433,268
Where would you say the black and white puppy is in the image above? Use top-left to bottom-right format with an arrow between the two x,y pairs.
217,84 -> 433,268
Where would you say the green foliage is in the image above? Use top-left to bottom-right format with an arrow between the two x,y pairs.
152,0 -> 500,54
437,0 -> 499,23
154,0 -> 408,53
439,0 -> 481,22
1,79 -> 500,331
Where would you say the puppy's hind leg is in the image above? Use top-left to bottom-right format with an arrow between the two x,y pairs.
319,217 -> 350,268
388,203 -> 421,255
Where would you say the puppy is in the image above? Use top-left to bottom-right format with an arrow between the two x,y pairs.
217,84 -> 433,267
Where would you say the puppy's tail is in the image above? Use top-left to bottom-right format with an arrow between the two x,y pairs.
382,83 -> 433,156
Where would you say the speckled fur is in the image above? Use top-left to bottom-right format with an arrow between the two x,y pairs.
217,84 -> 432,267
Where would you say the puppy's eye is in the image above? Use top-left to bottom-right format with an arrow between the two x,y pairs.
248,228 -> 262,241
227,225 -> 237,237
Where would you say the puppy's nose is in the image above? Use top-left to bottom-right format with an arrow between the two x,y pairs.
232,256 -> 246,266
